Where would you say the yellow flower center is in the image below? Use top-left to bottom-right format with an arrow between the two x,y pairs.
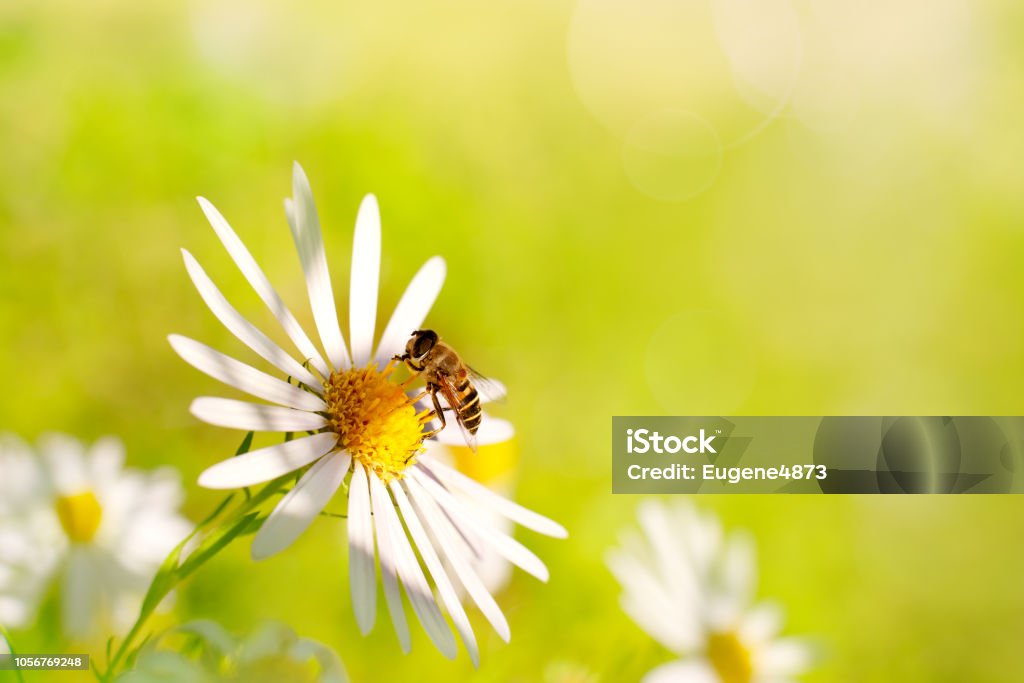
55,491 -> 103,543
707,631 -> 753,683
323,362 -> 431,483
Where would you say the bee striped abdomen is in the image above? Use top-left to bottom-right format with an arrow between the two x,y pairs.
457,386 -> 482,433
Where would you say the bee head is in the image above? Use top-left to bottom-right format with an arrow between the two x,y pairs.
407,329 -> 439,360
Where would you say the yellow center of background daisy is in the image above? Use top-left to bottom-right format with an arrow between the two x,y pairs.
323,362 -> 430,483
55,491 -> 103,543
707,631 -> 753,683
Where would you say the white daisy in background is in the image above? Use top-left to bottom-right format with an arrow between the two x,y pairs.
608,501 -> 813,683
0,435 -> 61,631
171,162 -> 567,666
123,620 -> 348,683
0,434 -> 191,638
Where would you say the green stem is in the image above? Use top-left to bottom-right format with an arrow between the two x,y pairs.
1,624 -> 26,683
99,474 -> 290,681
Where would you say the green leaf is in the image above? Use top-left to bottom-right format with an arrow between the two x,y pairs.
235,431 -> 255,456
125,632 -> 154,670
138,494 -> 235,618
177,512 -> 260,580
0,626 -> 26,683
197,494 -> 237,529
237,513 -> 267,537
90,657 -> 103,682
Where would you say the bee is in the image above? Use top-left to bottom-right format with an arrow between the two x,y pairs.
393,329 -> 505,452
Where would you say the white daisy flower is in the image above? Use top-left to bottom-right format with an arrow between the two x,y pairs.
418,433 -> 521,595
608,501 -> 812,683
0,435 -> 61,630
123,620 -> 348,683
0,434 -> 190,638
172,162 -> 567,666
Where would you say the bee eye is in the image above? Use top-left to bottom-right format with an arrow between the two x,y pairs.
413,330 -> 438,357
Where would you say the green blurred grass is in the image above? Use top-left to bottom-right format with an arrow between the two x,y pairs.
3,0 -> 1024,681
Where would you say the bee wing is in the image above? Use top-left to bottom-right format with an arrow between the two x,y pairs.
435,373 -> 479,454
467,367 -> 507,404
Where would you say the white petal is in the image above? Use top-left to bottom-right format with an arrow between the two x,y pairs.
196,197 -> 329,378
433,415 -> 514,447
638,501 -> 686,576
607,549 -> 700,653
251,451 -> 350,560
421,458 -> 567,538
87,437 -> 125,488
348,463 -> 376,634
170,335 -> 326,411
190,397 -> 327,432
722,529 -> 757,607
686,506 -> 724,578
371,475 -> 457,658
374,256 -> 446,365
181,250 -> 321,389
368,474 -> 410,653
757,638 -> 814,677
641,660 -> 719,683
288,162 -> 350,371
402,476 -> 510,642
637,501 -> 702,611
410,469 -> 549,582
739,602 -> 783,645
390,481 -> 479,666
61,548 -> 99,638
349,194 -> 380,367
198,433 -> 340,489
38,432 -> 87,486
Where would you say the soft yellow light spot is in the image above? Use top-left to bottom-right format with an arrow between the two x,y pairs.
324,362 -> 429,483
55,491 -> 103,543
450,437 -> 518,485
707,631 -> 753,683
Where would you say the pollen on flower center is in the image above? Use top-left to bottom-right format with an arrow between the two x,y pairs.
707,631 -> 753,683
323,361 -> 431,483
55,491 -> 103,543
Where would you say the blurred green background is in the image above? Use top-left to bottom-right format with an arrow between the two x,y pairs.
3,0 -> 1024,681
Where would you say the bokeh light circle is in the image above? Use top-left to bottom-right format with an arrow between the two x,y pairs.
622,109 -> 723,201
567,0 -> 802,146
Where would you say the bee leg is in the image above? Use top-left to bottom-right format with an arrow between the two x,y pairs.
421,388 -> 448,439
395,355 -> 427,385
